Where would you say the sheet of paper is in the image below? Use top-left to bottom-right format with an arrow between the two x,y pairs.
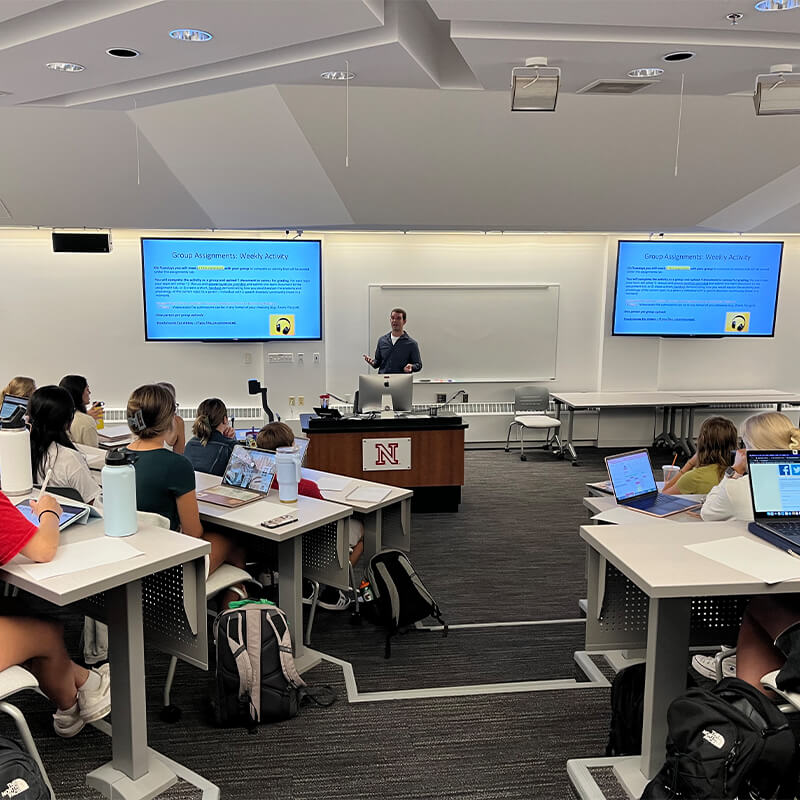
97,424 -> 131,440
686,536 -> 800,585
592,506 -> 682,526
346,485 -> 392,503
315,475 -> 352,492
15,538 -> 144,580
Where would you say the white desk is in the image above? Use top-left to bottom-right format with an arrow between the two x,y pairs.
302,467 -> 413,563
1,518 -> 213,800
194,472 -> 352,672
569,520 -> 794,799
552,389 -> 800,465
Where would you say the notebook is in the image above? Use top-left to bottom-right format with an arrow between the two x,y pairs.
747,450 -> 800,552
196,445 -> 276,508
0,394 -> 27,421
605,449 -> 701,518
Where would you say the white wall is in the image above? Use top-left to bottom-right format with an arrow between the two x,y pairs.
4,229 -> 798,437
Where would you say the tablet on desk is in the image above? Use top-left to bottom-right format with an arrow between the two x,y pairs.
15,501 -> 89,531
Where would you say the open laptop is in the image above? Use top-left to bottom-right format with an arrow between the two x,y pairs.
255,436 -> 310,470
747,450 -> 800,550
196,444 -> 276,508
605,449 -> 702,517
0,394 -> 27,421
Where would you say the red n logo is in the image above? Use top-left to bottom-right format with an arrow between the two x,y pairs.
374,442 -> 399,466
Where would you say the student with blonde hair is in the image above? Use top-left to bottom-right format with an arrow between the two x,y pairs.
124,384 -> 247,603
662,416 -> 738,496
184,398 -> 237,476
2,376 -> 35,400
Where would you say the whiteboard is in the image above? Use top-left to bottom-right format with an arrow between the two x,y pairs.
368,284 -> 559,382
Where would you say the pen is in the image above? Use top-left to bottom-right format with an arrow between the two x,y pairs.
37,467 -> 53,500
787,549 -> 800,560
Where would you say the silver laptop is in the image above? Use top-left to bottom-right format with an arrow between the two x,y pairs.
605,449 -> 701,517
747,450 -> 800,549
196,444 -> 276,508
0,394 -> 27,421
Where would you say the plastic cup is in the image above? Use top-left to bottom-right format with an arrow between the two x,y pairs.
662,464 -> 680,485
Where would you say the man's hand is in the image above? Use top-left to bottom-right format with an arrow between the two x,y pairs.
363,354 -> 376,367
403,364 -> 413,373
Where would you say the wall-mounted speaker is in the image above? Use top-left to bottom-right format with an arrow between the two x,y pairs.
52,232 -> 111,253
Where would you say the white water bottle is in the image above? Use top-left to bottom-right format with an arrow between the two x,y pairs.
102,449 -> 138,537
275,446 -> 301,503
0,408 -> 32,496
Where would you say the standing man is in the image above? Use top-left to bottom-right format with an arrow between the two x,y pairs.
363,307 -> 422,374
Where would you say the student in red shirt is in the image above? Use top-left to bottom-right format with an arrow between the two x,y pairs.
0,491 -> 111,737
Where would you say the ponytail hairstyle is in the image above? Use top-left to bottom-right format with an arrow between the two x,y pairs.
740,412 -> 800,451
3,376 -> 35,399
58,374 -> 89,414
192,398 -> 228,446
28,386 -> 76,481
695,416 -> 739,480
255,422 -> 294,451
126,384 -> 175,440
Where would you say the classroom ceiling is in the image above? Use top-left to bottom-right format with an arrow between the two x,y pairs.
2,0 -> 800,232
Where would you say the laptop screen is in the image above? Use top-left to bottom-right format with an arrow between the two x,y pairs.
0,395 -> 27,421
606,449 -> 658,501
747,450 -> 800,519
221,445 -> 276,493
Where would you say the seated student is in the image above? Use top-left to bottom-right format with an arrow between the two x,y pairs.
184,398 -> 237,476
157,382 -> 186,455
256,421 -> 364,611
58,375 -> 102,448
0,490 -> 111,737
28,386 -> 101,505
662,416 -> 738,496
693,411 -> 800,685
701,411 -> 800,522
2,376 -> 35,401
124,384 -> 247,603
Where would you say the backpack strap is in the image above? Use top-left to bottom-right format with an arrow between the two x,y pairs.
264,608 -> 307,690
375,561 -> 401,629
224,612 -> 257,721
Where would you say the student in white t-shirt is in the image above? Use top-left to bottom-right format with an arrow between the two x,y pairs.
28,385 -> 101,505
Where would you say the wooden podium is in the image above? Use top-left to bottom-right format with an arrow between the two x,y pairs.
303,414 -> 467,512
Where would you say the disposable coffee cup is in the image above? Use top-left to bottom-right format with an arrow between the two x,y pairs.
662,464 -> 680,484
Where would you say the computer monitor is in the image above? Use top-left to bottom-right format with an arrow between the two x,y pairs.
358,373 -> 413,413
0,394 -> 27,421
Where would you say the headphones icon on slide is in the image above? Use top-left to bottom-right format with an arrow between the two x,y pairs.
730,314 -> 747,332
275,316 -> 292,335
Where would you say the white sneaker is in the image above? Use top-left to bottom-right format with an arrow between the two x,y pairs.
317,589 -> 351,612
691,653 -> 737,680
53,703 -> 84,738
78,663 -> 111,723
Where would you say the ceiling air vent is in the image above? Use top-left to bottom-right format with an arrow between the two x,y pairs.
576,79 -> 659,95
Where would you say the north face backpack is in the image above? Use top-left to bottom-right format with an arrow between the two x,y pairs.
606,664 -> 696,757
211,599 -> 334,729
0,737 -> 50,800
364,549 -> 447,658
642,677 -> 799,800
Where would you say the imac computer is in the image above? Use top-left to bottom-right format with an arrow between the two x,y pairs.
358,373 -> 413,413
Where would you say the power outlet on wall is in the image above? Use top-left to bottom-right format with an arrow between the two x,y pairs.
298,396 -> 304,406
462,393 -> 469,403
288,396 -> 296,407
436,393 -> 447,404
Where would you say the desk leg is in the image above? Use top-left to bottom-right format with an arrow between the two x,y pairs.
278,537 -> 321,673
86,580 -> 178,799
676,408 -> 692,458
565,407 -> 579,465
641,597 -> 691,780
362,511 -> 380,565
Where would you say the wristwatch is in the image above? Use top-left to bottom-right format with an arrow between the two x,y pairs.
724,466 -> 739,479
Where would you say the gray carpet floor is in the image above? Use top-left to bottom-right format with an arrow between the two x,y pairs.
4,447 -> 625,799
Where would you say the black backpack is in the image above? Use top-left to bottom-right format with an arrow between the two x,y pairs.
211,599 -> 334,729
364,550 -> 447,658
606,664 -> 696,757
0,737 -> 50,800
642,677 -> 799,800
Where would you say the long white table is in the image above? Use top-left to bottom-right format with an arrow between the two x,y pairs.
569,520 -> 798,799
1,518 -> 213,800
552,389 -> 800,465
195,472 -> 352,672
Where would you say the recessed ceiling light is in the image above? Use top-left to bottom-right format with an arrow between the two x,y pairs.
106,47 -> 140,58
662,51 -> 696,62
755,0 -> 799,10
168,29 -> 213,42
46,62 -> 85,72
627,67 -> 664,78
320,71 -> 355,81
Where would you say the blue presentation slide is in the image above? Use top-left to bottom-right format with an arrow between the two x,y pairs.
613,241 -> 783,336
141,238 -> 322,340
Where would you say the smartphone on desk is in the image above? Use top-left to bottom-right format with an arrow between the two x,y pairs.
261,513 -> 297,529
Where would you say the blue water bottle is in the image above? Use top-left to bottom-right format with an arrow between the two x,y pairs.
102,449 -> 138,537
